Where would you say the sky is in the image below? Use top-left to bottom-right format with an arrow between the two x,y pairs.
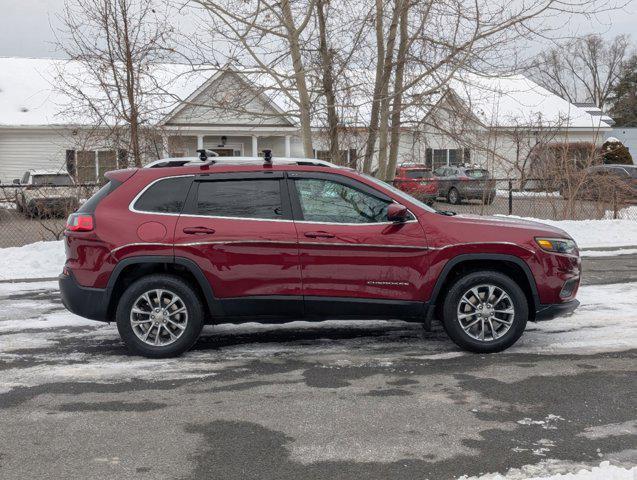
0,0 -> 635,60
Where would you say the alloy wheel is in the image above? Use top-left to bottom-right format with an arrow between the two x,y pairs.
130,289 -> 188,346
456,284 -> 515,342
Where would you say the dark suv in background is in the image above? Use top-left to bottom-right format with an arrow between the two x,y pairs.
60,155 -> 580,358
434,165 -> 496,205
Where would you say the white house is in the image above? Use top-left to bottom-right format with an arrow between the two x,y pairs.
0,57 -> 613,183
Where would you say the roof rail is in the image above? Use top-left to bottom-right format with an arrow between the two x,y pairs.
143,156 -> 339,169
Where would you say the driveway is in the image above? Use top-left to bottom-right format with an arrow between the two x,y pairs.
0,256 -> 635,480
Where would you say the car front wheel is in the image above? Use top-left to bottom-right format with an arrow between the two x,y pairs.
116,274 -> 205,358
441,271 -> 528,353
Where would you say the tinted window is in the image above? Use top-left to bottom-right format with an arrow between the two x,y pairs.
134,177 -> 192,213
196,180 -> 283,219
79,179 -> 121,213
405,170 -> 433,179
295,178 -> 389,223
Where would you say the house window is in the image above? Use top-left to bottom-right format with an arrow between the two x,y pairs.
314,149 -> 357,167
427,148 -> 470,169
74,149 -> 126,184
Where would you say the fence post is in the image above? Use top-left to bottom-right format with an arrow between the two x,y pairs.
613,187 -> 618,220
508,180 -> 513,215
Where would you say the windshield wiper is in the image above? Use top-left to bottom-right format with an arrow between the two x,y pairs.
435,209 -> 457,216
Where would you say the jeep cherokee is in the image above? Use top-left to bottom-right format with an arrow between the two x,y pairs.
59,155 -> 580,358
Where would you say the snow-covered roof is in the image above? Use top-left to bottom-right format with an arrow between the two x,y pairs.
449,74 -> 614,129
0,57 -> 612,131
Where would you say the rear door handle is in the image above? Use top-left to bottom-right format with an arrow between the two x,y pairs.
304,231 -> 335,239
183,226 -> 216,235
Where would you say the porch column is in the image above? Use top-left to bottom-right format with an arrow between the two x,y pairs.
284,135 -> 291,157
197,135 -> 204,150
252,135 -> 258,156
161,133 -> 170,158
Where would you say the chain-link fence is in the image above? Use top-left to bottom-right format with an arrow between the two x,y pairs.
0,183 -> 100,248
418,178 -> 637,221
0,179 -> 634,248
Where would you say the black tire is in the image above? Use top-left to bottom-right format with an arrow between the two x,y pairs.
116,274 -> 205,358
447,187 -> 461,205
441,270 -> 528,353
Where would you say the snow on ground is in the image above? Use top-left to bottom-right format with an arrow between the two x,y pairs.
579,248 -> 637,257
496,190 -> 560,198
0,280 -> 635,392
498,216 -> 637,249
0,240 -> 65,280
458,461 -> 637,480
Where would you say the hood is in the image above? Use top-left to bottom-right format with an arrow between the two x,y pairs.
451,214 -> 572,238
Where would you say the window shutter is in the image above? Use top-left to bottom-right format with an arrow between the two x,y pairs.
425,148 -> 433,168
66,150 -> 76,177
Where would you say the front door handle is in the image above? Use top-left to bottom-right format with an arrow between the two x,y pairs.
304,231 -> 335,239
183,226 -> 216,235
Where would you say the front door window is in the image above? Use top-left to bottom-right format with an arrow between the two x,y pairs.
294,178 -> 390,223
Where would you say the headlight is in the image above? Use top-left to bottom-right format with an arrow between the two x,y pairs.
535,237 -> 577,254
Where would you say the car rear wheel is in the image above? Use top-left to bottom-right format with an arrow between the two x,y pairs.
447,187 -> 461,204
116,274 -> 204,358
441,271 -> 528,353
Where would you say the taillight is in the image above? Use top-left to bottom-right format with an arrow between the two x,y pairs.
66,213 -> 94,232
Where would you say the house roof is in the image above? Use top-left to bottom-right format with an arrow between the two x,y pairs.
449,74 -> 614,130
0,57 -> 613,131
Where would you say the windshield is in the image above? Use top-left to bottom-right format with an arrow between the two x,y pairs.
32,174 -> 72,186
465,169 -> 489,179
405,170 -> 433,179
361,173 -> 436,212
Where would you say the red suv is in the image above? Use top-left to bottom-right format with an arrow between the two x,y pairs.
59,155 -> 581,358
392,163 -> 438,204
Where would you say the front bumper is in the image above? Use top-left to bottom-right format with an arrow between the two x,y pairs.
59,272 -> 110,321
534,299 -> 580,321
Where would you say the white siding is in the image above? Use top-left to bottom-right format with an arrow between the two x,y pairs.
0,129 -> 71,183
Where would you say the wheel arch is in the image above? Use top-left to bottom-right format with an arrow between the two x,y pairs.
106,256 -> 220,320
429,254 -> 539,320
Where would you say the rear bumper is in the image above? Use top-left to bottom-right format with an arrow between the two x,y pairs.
534,299 -> 580,321
59,272 -> 110,321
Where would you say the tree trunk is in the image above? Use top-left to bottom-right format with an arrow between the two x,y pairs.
375,0 -> 401,180
316,0 -> 341,164
281,0 -> 314,158
384,0 -> 408,182
362,0 -> 386,174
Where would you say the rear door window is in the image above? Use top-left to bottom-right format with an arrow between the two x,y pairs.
133,176 -> 193,214
195,179 -> 285,220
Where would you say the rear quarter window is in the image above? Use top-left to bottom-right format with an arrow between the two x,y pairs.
133,176 -> 193,214
79,179 -> 122,213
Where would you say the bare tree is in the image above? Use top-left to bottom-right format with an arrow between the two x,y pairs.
56,0 -> 176,167
530,34 -> 631,108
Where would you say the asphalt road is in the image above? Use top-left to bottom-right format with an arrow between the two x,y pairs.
0,255 -> 635,480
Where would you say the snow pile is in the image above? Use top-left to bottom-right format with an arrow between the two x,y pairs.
0,240 -> 65,280
498,216 -> 637,249
458,461 -> 637,479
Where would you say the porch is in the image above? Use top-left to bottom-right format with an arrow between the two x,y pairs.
163,130 -> 302,159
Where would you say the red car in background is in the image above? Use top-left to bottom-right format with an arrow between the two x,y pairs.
393,163 -> 438,205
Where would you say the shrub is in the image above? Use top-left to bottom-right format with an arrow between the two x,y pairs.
601,139 -> 633,165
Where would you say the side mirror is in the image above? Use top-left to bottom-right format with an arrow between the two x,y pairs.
387,203 -> 409,223
12,179 -> 20,185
